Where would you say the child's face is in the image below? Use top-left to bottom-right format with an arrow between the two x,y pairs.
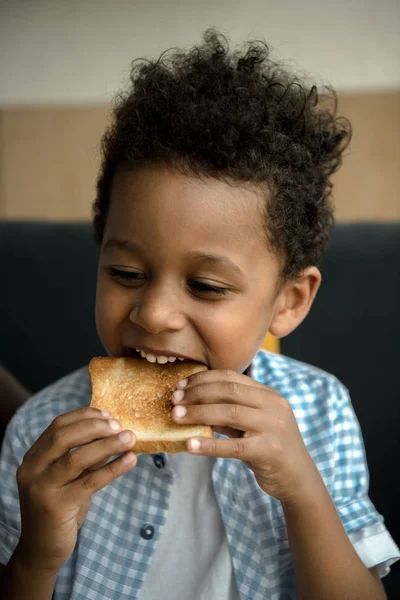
96,165 -> 287,373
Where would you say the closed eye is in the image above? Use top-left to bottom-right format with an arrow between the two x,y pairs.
109,268 -> 229,296
189,280 -> 229,296
109,267 -> 146,284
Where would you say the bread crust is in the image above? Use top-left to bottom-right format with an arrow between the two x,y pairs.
89,357 -> 213,453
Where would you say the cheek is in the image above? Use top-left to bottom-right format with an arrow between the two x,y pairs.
198,297 -> 272,368
95,277 -> 129,348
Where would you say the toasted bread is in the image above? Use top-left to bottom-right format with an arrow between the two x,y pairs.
89,357 -> 213,453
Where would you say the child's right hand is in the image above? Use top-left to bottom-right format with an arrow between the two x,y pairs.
15,407 -> 136,573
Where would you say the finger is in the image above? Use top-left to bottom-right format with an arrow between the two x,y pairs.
26,417 -> 124,472
172,403 -> 264,433
48,430 -> 136,485
75,451 -> 137,495
25,407 -> 112,459
176,369 -> 267,392
185,434 -> 258,460
172,380 -> 273,409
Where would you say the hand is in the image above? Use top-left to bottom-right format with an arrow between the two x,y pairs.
16,407 -> 137,572
171,370 -> 321,505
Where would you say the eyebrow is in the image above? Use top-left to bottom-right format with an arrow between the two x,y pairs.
187,251 -> 243,276
103,238 -> 142,254
103,238 -> 243,276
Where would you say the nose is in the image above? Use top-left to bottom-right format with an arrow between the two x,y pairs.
129,282 -> 186,334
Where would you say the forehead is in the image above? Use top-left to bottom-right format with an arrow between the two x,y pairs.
107,166 -> 268,250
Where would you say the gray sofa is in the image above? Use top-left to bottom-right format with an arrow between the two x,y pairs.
0,220 -> 399,596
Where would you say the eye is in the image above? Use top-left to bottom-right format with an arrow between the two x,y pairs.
189,280 -> 229,296
109,267 -> 146,286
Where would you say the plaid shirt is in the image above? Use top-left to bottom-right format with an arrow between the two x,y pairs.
1,350 -> 398,599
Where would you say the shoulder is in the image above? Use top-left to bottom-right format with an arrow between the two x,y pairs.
252,351 -> 368,494
252,350 -> 352,436
253,349 -> 346,398
7,366 -> 91,445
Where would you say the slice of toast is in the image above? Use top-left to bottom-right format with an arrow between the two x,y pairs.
89,357 -> 213,453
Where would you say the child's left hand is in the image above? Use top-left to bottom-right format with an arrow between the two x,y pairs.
171,369 -> 322,505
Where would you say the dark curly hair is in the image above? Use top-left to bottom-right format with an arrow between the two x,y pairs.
93,29 -> 351,280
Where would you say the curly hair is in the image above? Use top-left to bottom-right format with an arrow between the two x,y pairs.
93,29 -> 351,280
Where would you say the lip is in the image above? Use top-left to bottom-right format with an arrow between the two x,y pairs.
123,344 -> 207,365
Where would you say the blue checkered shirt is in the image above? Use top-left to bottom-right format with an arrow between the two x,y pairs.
1,350 -> 399,599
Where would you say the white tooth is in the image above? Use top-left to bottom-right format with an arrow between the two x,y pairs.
156,356 -> 169,364
168,356 -> 177,362
140,351 -> 146,358
178,357 -> 184,361
145,354 -> 156,363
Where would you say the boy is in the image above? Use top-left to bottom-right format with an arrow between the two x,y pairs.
1,29 -> 399,599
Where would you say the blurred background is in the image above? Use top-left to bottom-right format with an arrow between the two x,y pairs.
0,0 -> 399,222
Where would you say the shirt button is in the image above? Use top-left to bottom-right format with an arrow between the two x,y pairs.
153,454 -> 165,469
140,524 -> 155,540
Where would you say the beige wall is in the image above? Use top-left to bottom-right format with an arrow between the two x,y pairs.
0,91 -> 399,221
333,92 -> 400,221
0,107 -> 107,220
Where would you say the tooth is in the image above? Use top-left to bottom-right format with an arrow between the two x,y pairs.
178,357 -> 184,361
140,351 -> 146,358
156,356 -> 169,364
145,354 -> 156,363
168,356 -> 177,362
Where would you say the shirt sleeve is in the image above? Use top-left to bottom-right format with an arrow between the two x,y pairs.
348,521 -> 400,579
0,411 -> 29,565
329,379 -> 400,577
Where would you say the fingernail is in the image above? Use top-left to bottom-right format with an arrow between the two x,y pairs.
119,430 -> 133,444
101,410 -> 112,417
122,452 -> 135,464
173,405 -> 187,418
109,419 -> 121,431
189,439 -> 201,451
172,390 -> 185,403
176,378 -> 188,389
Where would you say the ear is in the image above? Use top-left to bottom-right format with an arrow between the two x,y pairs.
269,267 -> 321,338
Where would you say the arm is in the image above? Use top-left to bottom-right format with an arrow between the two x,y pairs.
0,407 -> 137,598
282,471 -> 386,599
169,369 -> 391,599
0,554 -> 58,600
